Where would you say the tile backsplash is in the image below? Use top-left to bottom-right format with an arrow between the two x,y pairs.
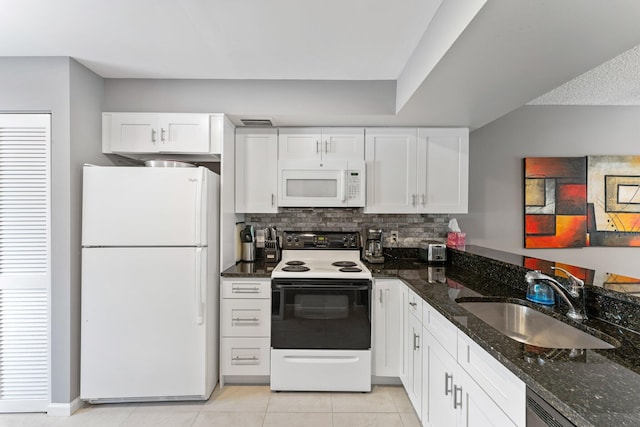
245,208 -> 451,247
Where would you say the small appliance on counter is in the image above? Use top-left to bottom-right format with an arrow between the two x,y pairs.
240,225 -> 255,262
363,229 -> 385,264
264,226 -> 280,263
418,240 -> 447,263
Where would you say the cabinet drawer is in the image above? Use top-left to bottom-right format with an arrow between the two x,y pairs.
457,331 -> 526,426
221,299 -> 271,337
221,337 -> 270,376
422,301 -> 457,357
407,288 -> 422,323
222,279 -> 270,299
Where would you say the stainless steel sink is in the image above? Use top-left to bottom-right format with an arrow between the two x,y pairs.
457,301 -> 618,349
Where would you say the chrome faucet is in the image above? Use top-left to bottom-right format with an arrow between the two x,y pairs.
525,269 -> 587,321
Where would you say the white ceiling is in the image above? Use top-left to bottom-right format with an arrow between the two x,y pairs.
0,0 -> 444,80
2,0 -> 640,129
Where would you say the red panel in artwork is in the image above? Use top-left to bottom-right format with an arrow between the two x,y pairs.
526,216 -> 587,248
525,157 -> 586,180
525,215 -> 555,235
557,183 -> 586,215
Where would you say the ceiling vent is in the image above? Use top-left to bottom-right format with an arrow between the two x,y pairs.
240,119 -> 274,127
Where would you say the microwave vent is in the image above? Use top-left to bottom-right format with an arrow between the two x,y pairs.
240,119 -> 273,127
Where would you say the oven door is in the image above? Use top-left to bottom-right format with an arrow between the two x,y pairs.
271,279 -> 371,350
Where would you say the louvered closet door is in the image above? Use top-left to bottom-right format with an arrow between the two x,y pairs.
0,114 -> 50,412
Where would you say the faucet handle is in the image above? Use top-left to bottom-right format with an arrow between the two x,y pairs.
551,266 -> 584,295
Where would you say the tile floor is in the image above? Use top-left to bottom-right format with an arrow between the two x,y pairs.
0,385 -> 421,427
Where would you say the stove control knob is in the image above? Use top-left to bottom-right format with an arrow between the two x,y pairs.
286,235 -> 293,243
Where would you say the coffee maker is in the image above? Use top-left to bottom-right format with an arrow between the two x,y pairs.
364,229 -> 385,264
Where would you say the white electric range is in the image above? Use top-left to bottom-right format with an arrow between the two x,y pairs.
270,231 -> 373,392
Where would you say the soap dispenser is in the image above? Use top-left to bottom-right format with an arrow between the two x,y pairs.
526,281 -> 555,305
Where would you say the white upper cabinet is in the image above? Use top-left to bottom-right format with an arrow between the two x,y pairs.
364,128 -> 418,214
417,128 -> 469,214
278,128 -> 364,161
102,113 -> 223,159
235,128 -> 278,213
365,127 -> 468,214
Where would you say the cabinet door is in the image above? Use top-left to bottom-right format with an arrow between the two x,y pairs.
364,128 -> 418,213
158,114 -> 211,153
278,127 -> 322,160
322,128 -> 364,160
106,113 -> 159,153
416,128 -> 469,213
235,129 -> 278,213
457,367 -> 517,427
372,280 -> 402,377
424,328 -> 457,427
406,311 -> 423,420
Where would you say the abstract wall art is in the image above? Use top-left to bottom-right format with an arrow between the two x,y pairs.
587,155 -> 640,246
524,157 -> 587,248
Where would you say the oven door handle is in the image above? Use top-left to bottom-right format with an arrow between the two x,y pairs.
272,284 -> 370,291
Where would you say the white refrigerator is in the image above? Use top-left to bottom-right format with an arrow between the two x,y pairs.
80,165 -> 219,403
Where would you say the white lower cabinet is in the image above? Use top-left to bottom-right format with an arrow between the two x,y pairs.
397,284 -> 525,426
220,278 -> 271,384
401,287 -> 424,419
372,279 -> 403,377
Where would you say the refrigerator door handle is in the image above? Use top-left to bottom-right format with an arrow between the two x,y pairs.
194,167 -> 205,245
195,248 -> 204,324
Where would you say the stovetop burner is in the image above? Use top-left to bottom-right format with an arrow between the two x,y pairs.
339,267 -> 363,273
282,265 -> 311,272
332,261 -> 357,267
286,261 -> 306,266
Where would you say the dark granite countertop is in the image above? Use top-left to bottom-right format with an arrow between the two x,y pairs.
221,246 -> 640,426
368,250 -> 640,427
221,259 -> 277,278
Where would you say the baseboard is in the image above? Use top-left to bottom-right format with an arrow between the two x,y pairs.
47,397 -> 83,416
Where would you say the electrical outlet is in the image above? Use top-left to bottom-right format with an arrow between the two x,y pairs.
390,231 -> 399,242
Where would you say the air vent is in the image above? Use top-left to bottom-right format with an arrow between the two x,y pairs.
240,119 -> 273,127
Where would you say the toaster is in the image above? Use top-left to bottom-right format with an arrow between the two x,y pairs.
418,240 -> 447,263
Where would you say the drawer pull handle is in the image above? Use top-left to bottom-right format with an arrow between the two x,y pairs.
233,317 -> 259,322
453,385 -> 463,409
445,373 -> 453,395
232,287 -> 260,293
409,301 -> 417,307
413,333 -> 420,350
232,356 -> 258,361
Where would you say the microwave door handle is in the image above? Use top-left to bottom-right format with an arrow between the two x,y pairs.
342,170 -> 347,203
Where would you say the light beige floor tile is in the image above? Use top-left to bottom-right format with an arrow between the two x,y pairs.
333,412 -> 404,427
382,386 -> 414,413
399,411 -> 422,427
263,412 -> 333,427
134,399 -> 205,412
201,385 -> 270,412
0,414 -> 62,427
56,404 -> 136,427
192,412 -> 265,427
267,392 -> 332,412
331,386 -> 398,413
119,407 -> 198,427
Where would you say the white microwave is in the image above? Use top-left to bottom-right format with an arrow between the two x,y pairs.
277,160 -> 365,207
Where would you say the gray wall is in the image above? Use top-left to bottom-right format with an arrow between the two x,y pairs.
104,79 -> 396,126
0,57 -> 107,405
461,105 -> 640,278
69,60 -> 107,401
